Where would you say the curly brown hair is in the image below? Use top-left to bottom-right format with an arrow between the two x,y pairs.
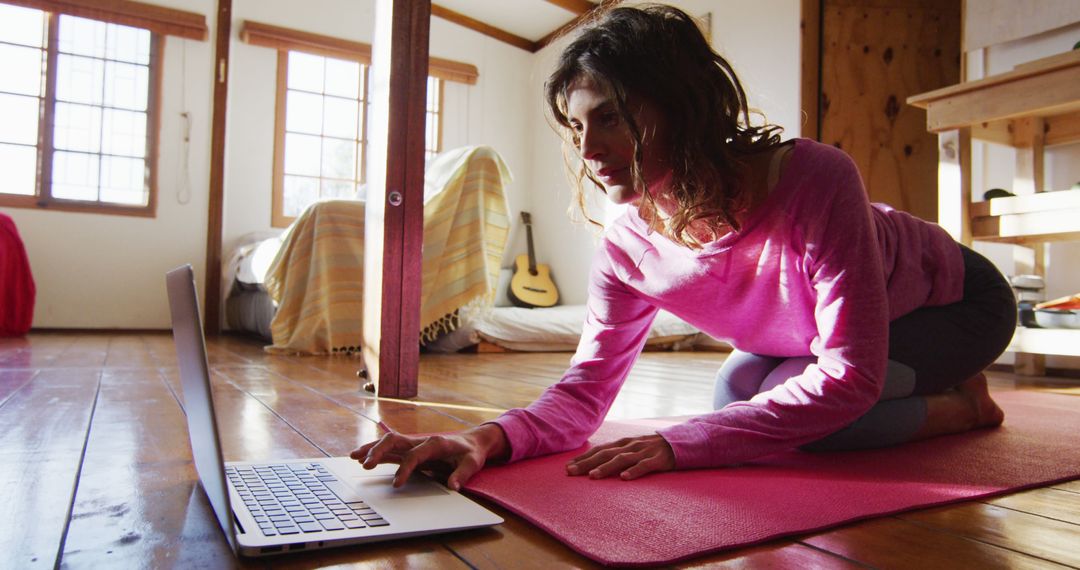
545,3 -> 784,248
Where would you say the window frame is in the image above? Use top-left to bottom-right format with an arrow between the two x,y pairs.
0,5 -> 166,217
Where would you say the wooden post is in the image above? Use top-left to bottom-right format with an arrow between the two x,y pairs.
1013,117 -> 1046,376
362,0 -> 430,398
799,0 -> 822,140
936,128 -> 972,244
203,0 -> 231,336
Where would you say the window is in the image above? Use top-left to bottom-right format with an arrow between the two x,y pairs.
273,49 -> 444,227
241,21 -> 475,229
424,75 -> 443,161
277,50 -> 369,221
0,3 -> 161,216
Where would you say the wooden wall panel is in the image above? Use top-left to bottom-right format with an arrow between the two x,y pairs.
964,0 -> 1080,52
819,0 -> 960,222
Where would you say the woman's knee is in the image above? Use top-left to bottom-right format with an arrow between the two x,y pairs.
713,351 -> 784,409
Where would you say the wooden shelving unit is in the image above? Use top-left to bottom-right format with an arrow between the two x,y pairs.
908,49 -> 1080,374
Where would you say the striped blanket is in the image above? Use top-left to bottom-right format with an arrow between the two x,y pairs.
264,146 -> 511,355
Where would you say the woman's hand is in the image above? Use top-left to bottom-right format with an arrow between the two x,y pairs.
349,423 -> 508,491
566,434 -> 676,481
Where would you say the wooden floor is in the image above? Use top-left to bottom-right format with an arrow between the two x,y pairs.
3,332 -> 1080,569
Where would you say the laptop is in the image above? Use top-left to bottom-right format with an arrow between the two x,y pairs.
165,264 -> 502,556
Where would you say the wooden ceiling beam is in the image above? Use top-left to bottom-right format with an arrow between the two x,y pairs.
536,1 -> 606,50
431,3 -> 538,52
543,0 -> 596,16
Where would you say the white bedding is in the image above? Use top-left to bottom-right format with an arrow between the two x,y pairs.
424,304 -> 717,353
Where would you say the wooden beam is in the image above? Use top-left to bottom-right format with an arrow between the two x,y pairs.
203,0 -> 230,336
544,0 -> 596,15
240,20 -> 478,85
363,0 -> 430,399
535,2 -> 605,50
800,0 -> 821,140
431,3 -> 537,52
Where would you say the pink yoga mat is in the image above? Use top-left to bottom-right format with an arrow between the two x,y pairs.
463,390 -> 1080,567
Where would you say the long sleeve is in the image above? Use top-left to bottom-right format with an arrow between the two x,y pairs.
489,243 -> 659,462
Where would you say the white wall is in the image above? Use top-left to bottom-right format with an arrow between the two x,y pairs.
1,0 -> 217,329
523,0 -> 802,304
967,19 -> 1080,369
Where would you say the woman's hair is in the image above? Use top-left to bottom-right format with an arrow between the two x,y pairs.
545,3 -> 784,248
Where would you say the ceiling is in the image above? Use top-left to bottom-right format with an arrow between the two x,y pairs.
432,0 -> 597,52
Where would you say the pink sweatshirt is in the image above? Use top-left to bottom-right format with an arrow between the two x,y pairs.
490,139 -> 965,468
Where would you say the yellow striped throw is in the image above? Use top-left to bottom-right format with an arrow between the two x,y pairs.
264,146 -> 510,355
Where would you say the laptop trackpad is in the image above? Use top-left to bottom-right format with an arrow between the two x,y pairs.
327,474 -> 449,502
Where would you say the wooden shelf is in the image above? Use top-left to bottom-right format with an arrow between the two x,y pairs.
907,49 -> 1080,133
910,49 -> 1080,373
1009,327 -> 1080,358
970,189 -> 1080,244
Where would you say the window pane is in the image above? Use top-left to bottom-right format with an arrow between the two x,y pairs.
0,44 -> 45,96
283,133 -> 321,177
427,77 -> 438,111
0,4 -> 45,48
0,93 -> 40,145
322,96 -> 358,139
283,175 -> 318,217
54,102 -> 103,153
102,109 -> 147,157
324,58 -> 359,99
322,179 -> 354,200
285,90 -> 322,135
321,137 -> 355,180
52,151 -> 100,201
57,54 -> 105,105
426,111 -> 439,154
104,61 -> 149,111
287,52 -> 324,93
99,155 -> 146,205
58,16 -> 107,58
106,24 -> 151,65
0,143 -> 37,195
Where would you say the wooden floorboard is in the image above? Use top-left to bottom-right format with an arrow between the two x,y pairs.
2,331 -> 1079,568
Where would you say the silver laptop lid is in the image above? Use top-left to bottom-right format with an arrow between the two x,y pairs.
165,264 -> 239,553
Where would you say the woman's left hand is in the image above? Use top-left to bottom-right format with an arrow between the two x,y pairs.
566,434 -> 676,480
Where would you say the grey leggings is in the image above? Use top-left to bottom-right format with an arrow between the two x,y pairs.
713,245 -> 1016,451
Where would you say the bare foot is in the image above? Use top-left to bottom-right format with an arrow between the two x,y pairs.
955,372 -> 1005,429
913,372 -> 1005,441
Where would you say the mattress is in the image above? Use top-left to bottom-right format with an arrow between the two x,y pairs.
423,304 -> 716,353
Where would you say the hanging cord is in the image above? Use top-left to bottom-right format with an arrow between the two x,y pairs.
177,38 -> 192,205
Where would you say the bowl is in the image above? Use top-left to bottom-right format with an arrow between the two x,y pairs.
1033,308 -> 1080,329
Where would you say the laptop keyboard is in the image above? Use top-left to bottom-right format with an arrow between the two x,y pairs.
226,463 -> 389,536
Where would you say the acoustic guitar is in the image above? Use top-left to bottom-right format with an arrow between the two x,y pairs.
508,212 -> 559,308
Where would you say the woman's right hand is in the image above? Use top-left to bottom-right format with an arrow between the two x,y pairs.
349,423 -> 509,491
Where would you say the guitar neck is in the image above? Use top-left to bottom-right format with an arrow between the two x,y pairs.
522,212 -> 538,274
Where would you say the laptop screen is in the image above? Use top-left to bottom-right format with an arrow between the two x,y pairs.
166,265 -> 239,553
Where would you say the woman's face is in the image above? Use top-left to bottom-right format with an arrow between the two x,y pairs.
565,76 -> 672,206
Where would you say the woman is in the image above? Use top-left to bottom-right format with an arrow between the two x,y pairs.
351,4 -> 1015,490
